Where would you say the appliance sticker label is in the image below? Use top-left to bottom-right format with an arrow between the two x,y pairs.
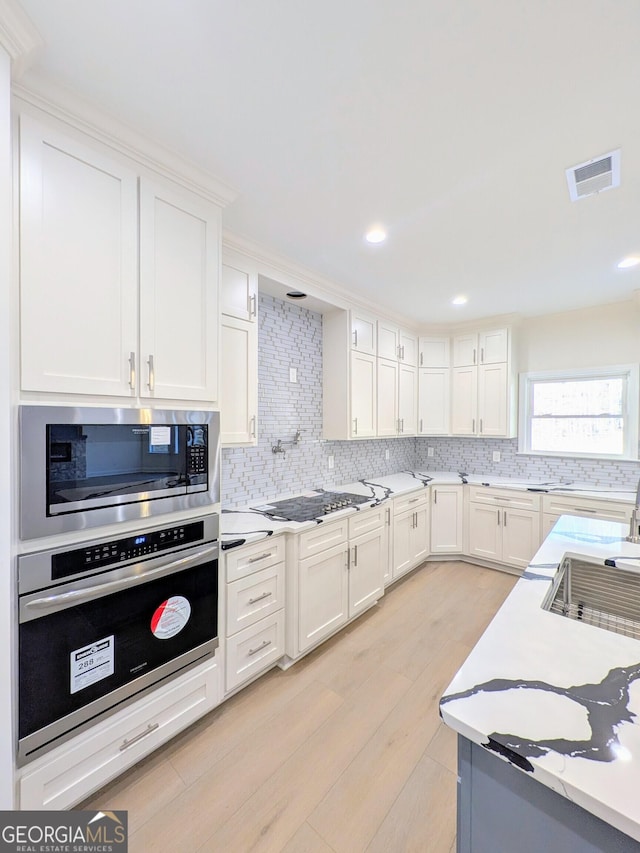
151,595 -> 191,639
70,635 -> 115,695
150,426 -> 171,446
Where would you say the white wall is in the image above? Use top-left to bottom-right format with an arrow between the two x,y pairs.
0,44 -> 15,808
517,298 -> 640,373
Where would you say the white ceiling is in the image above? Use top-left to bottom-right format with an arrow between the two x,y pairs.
16,0 -> 640,324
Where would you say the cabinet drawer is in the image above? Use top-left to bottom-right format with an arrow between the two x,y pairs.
225,535 -> 285,582
467,486 -> 540,511
542,494 -> 632,523
297,519 -> 348,559
226,563 -> 284,635
348,505 -> 385,538
393,489 -> 428,516
226,612 -> 284,693
19,659 -> 220,810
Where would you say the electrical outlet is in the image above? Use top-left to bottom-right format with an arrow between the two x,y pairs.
289,367 -> 297,383
327,455 -> 334,469
493,451 -> 501,462
385,449 -> 390,461
427,446 -> 434,458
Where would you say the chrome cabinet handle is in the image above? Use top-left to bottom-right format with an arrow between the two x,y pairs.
248,639 -> 272,657
419,419 -> 423,433
147,354 -> 155,391
420,352 -> 423,366
497,511 -> 500,526
402,345 -> 405,360
353,417 -> 358,435
504,510 -> 507,527
409,497 -> 420,504
577,507 -> 597,513
248,591 -> 272,605
473,348 -> 476,364
400,418 -> 404,433
472,419 -> 476,433
128,351 -> 136,390
120,722 -> 159,751
249,293 -> 257,318
248,552 -> 272,563
386,507 -> 391,525
481,347 -> 484,363
480,419 -> 483,434
250,415 -> 257,438
353,544 -> 358,566
353,329 -> 358,347
397,344 -> 402,359
434,489 -> 437,504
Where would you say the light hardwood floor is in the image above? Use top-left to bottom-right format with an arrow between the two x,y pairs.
83,560 -> 517,852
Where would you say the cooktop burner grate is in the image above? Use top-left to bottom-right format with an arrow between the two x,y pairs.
253,490 -> 372,523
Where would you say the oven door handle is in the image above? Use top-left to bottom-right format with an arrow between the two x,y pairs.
23,545 -> 219,616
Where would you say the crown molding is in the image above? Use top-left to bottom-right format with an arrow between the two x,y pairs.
0,0 -> 42,75
13,74 -> 238,208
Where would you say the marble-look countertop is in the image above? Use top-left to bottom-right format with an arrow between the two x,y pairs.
221,470 -> 635,549
440,515 -> 640,842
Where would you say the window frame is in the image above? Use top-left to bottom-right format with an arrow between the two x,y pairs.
518,364 -> 639,461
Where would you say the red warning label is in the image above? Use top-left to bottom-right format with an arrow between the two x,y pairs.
151,595 -> 191,639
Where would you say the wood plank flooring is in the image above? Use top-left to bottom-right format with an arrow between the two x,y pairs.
82,560 -> 516,852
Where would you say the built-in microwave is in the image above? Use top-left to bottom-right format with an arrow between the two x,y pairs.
19,406 -> 220,540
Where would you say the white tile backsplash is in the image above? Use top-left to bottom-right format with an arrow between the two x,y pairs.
221,295 -> 640,506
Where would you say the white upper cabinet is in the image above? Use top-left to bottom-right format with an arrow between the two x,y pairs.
220,315 -> 258,445
398,363 -> 417,435
419,336 -> 450,368
19,115 -> 222,403
377,358 -> 399,437
350,310 -> 377,354
451,366 -> 478,435
418,368 -> 450,435
221,263 -> 257,321
139,178 -> 220,402
377,319 -> 399,361
351,351 -> 377,437
478,328 -> 508,364
20,116 -> 138,396
452,333 -> 478,367
398,330 -> 418,366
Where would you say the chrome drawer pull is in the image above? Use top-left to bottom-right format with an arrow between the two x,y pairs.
576,507 -> 597,513
119,722 -> 159,751
248,552 -> 272,563
248,591 -> 272,605
409,497 -> 420,503
248,639 -> 272,657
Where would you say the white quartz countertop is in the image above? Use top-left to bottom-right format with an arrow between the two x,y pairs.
440,515 -> 640,843
220,470 -> 635,549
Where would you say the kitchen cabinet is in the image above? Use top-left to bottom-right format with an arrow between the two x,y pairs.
224,536 -> 285,694
19,115 -> 221,402
465,486 -> 540,569
351,309 -> 377,354
18,658 -> 220,809
418,368 -> 450,435
419,336 -> 450,368
398,363 -> 418,435
377,358 -> 416,436
391,489 -> 430,581
541,493 -> 633,539
220,261 -> 257,322
286,506 -> 386,660
377,321 -> 418,365
430,485 -> 463,553
220,315 -> 258,445
450,327 -> 515,438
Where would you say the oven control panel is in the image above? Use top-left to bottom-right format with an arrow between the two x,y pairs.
51,520 -> 206,581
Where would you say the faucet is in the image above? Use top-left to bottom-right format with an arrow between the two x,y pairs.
626,476 -> 640,543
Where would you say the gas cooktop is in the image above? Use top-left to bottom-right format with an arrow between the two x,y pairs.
253,490 -> 372,523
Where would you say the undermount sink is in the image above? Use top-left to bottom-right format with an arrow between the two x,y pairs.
542,555 -> 640,641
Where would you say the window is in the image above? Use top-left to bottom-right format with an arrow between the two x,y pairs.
519,365 -> 639,459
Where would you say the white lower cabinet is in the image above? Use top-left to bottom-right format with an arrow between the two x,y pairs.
287,507 -> 386,660
541,494 -> 632,531
430,485 -> 463,553
18,659 -> 220,810
466,486 -> 541,569
224,537 -> 285,694
392,490 -> 429,581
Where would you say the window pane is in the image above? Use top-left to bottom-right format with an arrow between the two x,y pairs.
531,417 -> 623,454
532,378 -> 623,417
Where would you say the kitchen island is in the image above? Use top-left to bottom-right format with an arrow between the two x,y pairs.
440,515 -> 640,851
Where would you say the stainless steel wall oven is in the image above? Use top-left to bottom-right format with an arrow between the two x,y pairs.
18,514 -> 219,765
19,406 -> 220,540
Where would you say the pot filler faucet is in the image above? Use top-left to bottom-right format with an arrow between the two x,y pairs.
626,476 -> 640,543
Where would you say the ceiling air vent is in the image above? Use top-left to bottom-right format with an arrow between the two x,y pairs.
566,149 -> 620,201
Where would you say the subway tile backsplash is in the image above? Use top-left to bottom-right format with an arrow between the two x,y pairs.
221,295 -> 640,506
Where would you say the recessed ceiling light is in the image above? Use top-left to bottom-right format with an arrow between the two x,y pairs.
365,226 -> 387,244
452,295 -> 468,306
617,256 -> 640,269
286,290 -> 307,299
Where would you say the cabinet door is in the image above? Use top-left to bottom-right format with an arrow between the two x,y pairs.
139,178 -> 220,402
377,358 -> 399,437
419,336 -> 450,368
467,503 -> 502,562
452,334 -> 478,367
502,508 -> 540,569
399,330 -> 418,366
479,328 -> 508,364
451,366 -> 478,435
221,262 -> 257,321
431,486 -> 463,553
398,364 -> 417,436
411,505 -> 430,565
351,351 -> 377,437
392,511 -> 414,580
478,363 -> 508,437
418,368 -> 450,435
19,116 -> 138,396
377,320 -> 399,361
298,544 -> 349,652
220,316 -> 257,445
349,527 -> 385,617
350,310 -> 376,354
